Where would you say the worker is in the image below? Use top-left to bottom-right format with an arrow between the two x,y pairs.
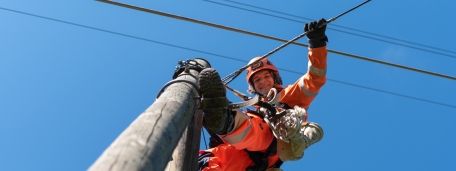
198,18 -> 328,171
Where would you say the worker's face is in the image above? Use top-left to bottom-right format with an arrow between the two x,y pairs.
252,70 -> 275,96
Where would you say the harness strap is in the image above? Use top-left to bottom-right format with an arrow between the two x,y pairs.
228,94 -> 260,109
207,130 -> 224,148
203,89 -> 291,170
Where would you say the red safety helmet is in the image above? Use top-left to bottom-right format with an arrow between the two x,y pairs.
246,57 -> 282,93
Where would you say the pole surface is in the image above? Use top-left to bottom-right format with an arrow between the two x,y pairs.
165,110 -> 203,171
90,58 -> 210,171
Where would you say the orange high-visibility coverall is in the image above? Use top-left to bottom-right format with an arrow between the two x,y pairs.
200,47 -> 327,171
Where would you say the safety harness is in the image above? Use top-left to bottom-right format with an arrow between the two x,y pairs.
244,109 -> 284,171
201,89 -> 291,170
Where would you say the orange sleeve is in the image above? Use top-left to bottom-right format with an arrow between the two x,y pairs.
220,113 -> 274,152
279,46 -> 327,109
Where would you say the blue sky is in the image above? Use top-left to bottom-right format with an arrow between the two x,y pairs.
1,0 -> 455,170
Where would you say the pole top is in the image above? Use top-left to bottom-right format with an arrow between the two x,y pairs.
194,58 -> 211,68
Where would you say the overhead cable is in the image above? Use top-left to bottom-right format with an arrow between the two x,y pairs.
206,0 -> 456,60
222,0 -> 372,84
96,0 -> 456,81
1,5 -> 454,109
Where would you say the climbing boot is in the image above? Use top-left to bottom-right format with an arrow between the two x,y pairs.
198,68 -> 232,135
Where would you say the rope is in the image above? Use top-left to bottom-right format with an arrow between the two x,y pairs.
207,0 -> 456,59
3,3 -> 454,109
224,84 -> 250,101
97,0 -> 456,82
222,0 -> 371,84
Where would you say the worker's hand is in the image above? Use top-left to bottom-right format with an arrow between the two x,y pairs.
304,18 -> 328,48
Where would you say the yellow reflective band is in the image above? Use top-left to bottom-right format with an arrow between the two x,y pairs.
222,123 -> 252,144
298,76 -> 318,97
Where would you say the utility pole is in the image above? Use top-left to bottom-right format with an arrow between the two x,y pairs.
165,109 -> 204,171
89,58 -> 210,171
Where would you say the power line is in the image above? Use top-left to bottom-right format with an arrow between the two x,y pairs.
206,0 -> 456,60
96,0 -> 456,81
1,5 -> 454,109
0,6 -> 246,62
281,68 -> 456,109
216,0 -> 456,56
222,0 -> 372,84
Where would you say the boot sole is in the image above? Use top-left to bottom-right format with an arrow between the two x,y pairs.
199,68 -> 228,134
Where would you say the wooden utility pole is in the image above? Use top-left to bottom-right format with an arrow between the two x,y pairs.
165,109 -> 204,171
90,58 -> 210,171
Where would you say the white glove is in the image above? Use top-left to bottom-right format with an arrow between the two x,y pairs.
266,106 -> 307,142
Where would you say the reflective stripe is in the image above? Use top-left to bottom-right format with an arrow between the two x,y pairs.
231,110 -> 249,131
222,123 -> 252,144
309,65 -> 326,77
298,76 -> 318,97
